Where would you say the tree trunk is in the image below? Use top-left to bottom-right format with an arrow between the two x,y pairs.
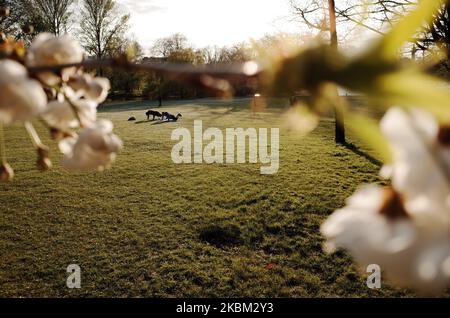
328,0 -> 346,144
334,107 -> 345,144
158,85 -> 162,107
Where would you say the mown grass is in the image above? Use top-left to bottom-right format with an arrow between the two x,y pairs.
0,97 -> 417,297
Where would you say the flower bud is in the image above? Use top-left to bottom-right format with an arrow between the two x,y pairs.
0,7 -> 10,18
0,163 -> 14,182
437,126 -> 450,146
36,145 -> 52,171
0,59 -> 48,124
26,33 -> 84,86
0,32 -> 6,44
21,24 -> 34,35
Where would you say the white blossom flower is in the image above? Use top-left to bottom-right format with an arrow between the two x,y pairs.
26,33 -> 84,86
322,185 -> 416,256
414,235 -> 450,293
282,104 -> 319,135
68,73 -> 110,103
380,107 -> 450,209
0,163 -> 14,182
41,98 -> 97,131
321,184 -> 450,294
0,59 -> 47,124
59,119 -> 122,172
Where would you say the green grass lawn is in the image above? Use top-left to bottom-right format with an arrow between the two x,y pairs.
0,97 -> 416,297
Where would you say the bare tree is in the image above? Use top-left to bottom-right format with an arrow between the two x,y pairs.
79,0 -> 129,59
421,3 -> 450,52
328,0 -> 345,144
289,0 -> 414,42
201,46 -> 225,64
290,0 -> 346,143
151,33 -> 189,58
290,0 -> 328,31
33,0 -> 74,36
289,0 -> 450,54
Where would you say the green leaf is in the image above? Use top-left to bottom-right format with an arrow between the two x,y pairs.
368,72 -> 450,122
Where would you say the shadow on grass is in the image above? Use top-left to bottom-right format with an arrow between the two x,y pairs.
343,142 -> 383,167
133,119 -> 178,125
151,120 -> 179,125
134,120 -> 153,124
199,224 -> 242,248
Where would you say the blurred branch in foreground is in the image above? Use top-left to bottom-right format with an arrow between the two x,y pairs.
27,58 -> 262,97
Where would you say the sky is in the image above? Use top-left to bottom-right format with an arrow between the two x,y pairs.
116,0 -> 300,50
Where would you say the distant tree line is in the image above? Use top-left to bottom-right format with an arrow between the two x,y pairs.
3,1 -> 450,101
2,0 -> 305,103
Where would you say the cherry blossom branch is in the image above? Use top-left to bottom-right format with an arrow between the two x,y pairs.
24,121 -> 52,172
409,118 -> 450,190
62,90 -> 83,127
27,58 -> 262,93
24,121 -> 44,148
